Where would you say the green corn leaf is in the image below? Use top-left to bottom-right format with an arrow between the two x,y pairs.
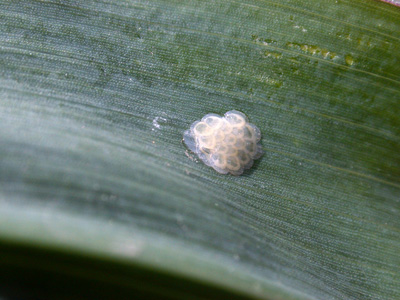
1,0 -> 399,299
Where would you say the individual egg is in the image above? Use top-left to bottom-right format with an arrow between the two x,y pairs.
183,110 -> 263,175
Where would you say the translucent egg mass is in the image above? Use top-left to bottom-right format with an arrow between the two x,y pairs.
183,110 -> 263,175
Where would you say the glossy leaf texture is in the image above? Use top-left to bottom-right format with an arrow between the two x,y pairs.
0,0 -> 399,299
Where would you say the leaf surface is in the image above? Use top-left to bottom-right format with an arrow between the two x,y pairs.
0,0 -> 400,299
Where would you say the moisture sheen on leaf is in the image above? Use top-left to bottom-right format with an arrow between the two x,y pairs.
0,0 -> 400,300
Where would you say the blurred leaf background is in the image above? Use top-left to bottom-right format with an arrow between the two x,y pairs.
0,0 -> 399,299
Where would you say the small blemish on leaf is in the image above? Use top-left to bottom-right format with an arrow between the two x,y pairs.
345,54 -> 354,66
264,51 -> 282,59
287,42 -> 338,60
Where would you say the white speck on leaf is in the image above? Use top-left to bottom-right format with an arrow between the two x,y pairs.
152,116 -> 167,131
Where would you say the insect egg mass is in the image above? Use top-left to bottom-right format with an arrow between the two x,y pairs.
183,111 -> 263,175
